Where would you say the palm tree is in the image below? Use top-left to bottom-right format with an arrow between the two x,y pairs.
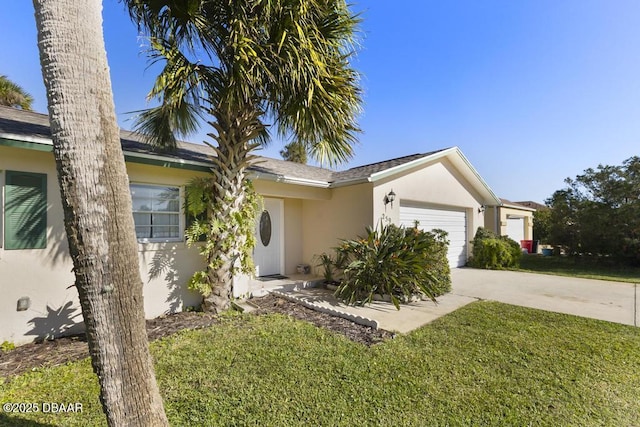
280,141 -> 308,164
125,0 -> 361,311
126,0 -> 362,312
33,1 -> 168,425
0,75 -> 34,110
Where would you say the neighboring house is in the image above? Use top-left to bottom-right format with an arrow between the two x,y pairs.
514,200 -> 547,211
0,106 -> 501,343
484,199 -> 536,246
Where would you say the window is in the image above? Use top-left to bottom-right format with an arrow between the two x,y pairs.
4,171 -> 47,250
130,184 -> 181,240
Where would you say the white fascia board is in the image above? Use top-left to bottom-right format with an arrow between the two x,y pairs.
248,171 -> 331,188
500,203 -> 536,212
449,148 -> 501,206
121,150 -> 212,168
328,176 -> 371,188
0,132 -> 53,146
0,132 -> 213,169
280,176 -> 331,188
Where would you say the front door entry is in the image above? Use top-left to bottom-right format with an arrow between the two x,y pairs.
253,198 -> 283,277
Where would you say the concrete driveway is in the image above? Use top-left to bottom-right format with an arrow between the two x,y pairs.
268,268 -> 638,334
451,268 -> 639,327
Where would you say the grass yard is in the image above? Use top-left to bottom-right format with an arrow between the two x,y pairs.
1,301 -> 639,426
518,254 -> 640,283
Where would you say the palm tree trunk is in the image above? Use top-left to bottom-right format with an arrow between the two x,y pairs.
32,1 -> 168,425
201,107 -> 262,312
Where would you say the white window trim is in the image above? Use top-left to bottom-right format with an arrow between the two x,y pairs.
130,182 -> 184,243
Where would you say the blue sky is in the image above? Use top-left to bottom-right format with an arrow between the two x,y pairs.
2,1 -> 639,203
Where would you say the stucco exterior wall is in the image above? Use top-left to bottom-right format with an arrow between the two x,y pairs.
283,198 -> 303,274
253,180 -> 330,200
1,146 -> 80,344
484,206 -> 499,234
301,183 -> 374,274
1,147 -> 204,344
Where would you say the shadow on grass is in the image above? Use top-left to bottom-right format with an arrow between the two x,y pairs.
0,413 -> 58,427
518,254 -> 640,282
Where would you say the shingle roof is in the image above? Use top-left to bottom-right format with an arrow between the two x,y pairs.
514,200 -> 547,210
250,156 -> 335,182
0,106 -> 335,179
332,150 -> 447,182
500,198 -> 537,211
0,106 -> 443,185
0,105 -> 51,139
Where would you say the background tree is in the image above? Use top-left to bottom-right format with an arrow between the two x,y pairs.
0,75 -> 34,110
32,1 -> 168,425
126,0 -> 362,312
532,206 -> 551,244
280,141 -> 308,164
545,156 -> 640,264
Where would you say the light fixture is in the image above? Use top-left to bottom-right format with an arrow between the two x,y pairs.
478,205 -> 486,214
384,189 -> 396,208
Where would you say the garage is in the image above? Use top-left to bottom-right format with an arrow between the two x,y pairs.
505,216 -> 524,243
399,205 -> 468,268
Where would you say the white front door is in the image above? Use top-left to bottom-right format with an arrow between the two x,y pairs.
253,198 -> 283,277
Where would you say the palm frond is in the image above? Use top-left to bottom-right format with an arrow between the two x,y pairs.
0,75 -> 34,110
262,0 -> 363,166
126,0 -> 363,162
122,0 -> 214,57
132,101 -> 200,151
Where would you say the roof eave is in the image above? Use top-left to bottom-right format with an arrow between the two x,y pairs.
247,171 -> 331,188
363,146 -> 501,206
0,132 -> 53,147
500,203 -> 537,212
329,176 -> 372,188
449,147 -> 502,206
0,132 -> 214,171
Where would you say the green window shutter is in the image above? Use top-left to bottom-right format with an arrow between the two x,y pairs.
4,171 -> 47,250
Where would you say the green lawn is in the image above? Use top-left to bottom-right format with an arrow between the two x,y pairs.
1,302 -> 639,426
518,254 -> 640,283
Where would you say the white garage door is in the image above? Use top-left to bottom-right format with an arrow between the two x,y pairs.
505,217 -> 524,243
399,205 -> 467,268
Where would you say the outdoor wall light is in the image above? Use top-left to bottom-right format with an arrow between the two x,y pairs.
384,189 -> 396,208
478,205 -> 486,214
17,296 -> 31,312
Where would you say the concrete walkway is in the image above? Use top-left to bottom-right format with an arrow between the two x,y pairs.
272,287 -> 476,333
274,268 -> 639,333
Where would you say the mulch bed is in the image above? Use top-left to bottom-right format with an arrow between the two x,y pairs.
249,294 -> 394,345
0,295 -> 392,379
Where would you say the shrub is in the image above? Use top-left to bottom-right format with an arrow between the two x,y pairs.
470,227 -> 521,269
313,253 -> 338,283
333,222 -> 451,309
